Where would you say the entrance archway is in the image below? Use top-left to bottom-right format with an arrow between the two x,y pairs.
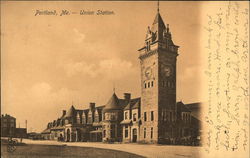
132,128 -> 137,142
66,129 -> 70,142
76,129 -> 82,142
59,134 -> 63,141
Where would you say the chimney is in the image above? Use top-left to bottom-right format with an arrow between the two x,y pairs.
89,102 -> 95,110
124,93 -> 131,101
62,110 -> 66,116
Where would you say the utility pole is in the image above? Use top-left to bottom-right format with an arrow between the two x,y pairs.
25,120 -> 27,132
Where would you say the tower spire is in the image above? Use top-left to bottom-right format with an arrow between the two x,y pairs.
113,82 -> 116,94
157,0 -> 160,13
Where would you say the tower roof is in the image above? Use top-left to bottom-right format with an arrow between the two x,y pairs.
64,105 -> 76,118
124,103 -> 131,110
152,13 -> 166,28
132,100 -> 140,109
150,12 -> 167,42
103,93 -> 120,112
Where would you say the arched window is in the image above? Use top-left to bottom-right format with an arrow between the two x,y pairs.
82,113 -> 86,124
168,81 -> 171,87
170,112 -> 172,122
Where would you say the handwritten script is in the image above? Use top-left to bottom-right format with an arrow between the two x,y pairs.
204,1 -> 249,156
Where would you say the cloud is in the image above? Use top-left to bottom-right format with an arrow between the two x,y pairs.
180,66 -> 201,81
31,82 -> 52,98
98,58 -> 133,80
64,58 -> 134,80
73,28 -> 85,43
65,61 -> 97,77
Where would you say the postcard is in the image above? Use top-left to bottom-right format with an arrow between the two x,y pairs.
1,1 -> 249,158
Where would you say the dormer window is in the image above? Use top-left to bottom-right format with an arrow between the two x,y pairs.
82,114 -> 86,124
124,111 -> 128,120
146,41 -> 151,51
94,112 -> 99,122
133,113 -> 137,121
76,113 -> 81,124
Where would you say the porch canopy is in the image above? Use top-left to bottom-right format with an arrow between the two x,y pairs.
90,129 -> 102,133
120,120 -> 132,125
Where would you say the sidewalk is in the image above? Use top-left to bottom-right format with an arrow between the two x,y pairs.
22,139 -> 201,158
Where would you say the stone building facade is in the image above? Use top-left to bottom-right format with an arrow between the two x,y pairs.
1,114 -> 27,138
41,9 -> 201,145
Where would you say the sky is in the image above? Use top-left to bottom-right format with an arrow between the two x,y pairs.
1,1 -> 204,132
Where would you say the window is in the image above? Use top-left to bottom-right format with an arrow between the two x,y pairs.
10,123 -> 15,127
111,124 -> 115,138
161,111 -> 164,121
151,127 -> 153,139
88,112 -> 92,124
151,111 -> 154,121
111,113 -> 116,120
95,114 -> 99,122
146,41 -> 151,51
77,114 -> 81,124
103,130 -> 106,137
151,81 -> 154,87
133,113 -> 137,121
164,111 -> 168,121
145,83 -> 147,88
170,112 -> 172,122
103,113 -> 106,120
144,112 -> 147,121
144,128 -> 146,138
125,125 -> 128,138
65,119 -> 69,124
77,117 -> 81,124
125,112 -> 128,120
148,82 -> 150,88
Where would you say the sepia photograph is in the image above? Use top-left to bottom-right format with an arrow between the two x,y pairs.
1,1 -> 249,158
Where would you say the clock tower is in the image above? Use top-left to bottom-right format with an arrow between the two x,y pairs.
138,9 -> 179,143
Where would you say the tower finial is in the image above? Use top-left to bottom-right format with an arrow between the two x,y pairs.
113,82 -> 116,93
157,0 -> 160,13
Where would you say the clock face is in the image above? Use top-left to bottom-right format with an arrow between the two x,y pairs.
162,65 -> 172,77
145,67 -> 152,79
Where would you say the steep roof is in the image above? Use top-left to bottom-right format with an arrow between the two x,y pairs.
103,93 -> 121,112
123,98 -> 140,110
124,103 -> 130,110
152,13 -> 166,29
41,128 -> 50,134
176,101 -> 191,112
132,100 -> 140,109
186,102 -> 202,120
151,12 -> 167,42
1,114 -> 15,119
64,105 -> 76,118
